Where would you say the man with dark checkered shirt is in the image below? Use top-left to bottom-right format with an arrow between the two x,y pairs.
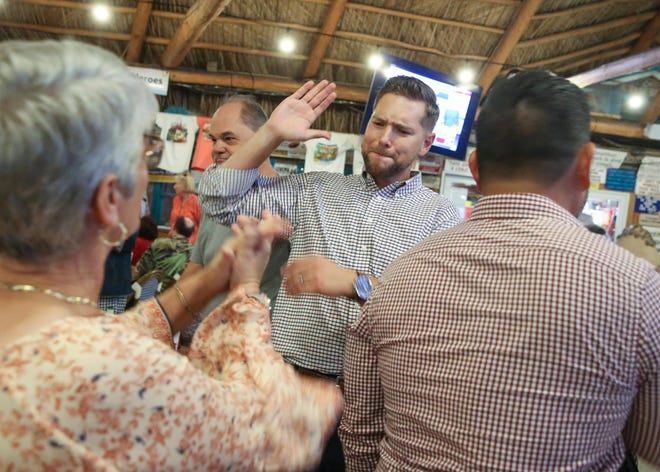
198,77 -> 461,470
339,70 -> 660,471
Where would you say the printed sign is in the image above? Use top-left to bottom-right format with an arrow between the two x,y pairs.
128,67 -> 170,96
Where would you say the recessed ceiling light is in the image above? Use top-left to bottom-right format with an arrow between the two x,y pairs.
368,53 -> 383,70
457,68 -> 475,85
626,94 -> 645,111
279,35 -> 295,54
91,4 -> 111,22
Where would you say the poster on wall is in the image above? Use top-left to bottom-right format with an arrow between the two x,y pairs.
634,157 -> 660,215
589,147 -> 628,186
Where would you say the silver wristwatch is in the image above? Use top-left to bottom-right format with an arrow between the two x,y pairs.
352,273 -> 373,302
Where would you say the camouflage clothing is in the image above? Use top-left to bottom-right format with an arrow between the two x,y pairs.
134,234 -> 192,286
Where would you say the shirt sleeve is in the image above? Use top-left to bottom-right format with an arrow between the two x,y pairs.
197,165 -> 305,226
623,269 -> 660,465
339,303 -> 384,471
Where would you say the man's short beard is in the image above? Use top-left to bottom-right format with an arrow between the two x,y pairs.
362,152 -> 408,180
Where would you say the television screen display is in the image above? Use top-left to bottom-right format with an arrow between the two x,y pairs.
360,54 -> 481,161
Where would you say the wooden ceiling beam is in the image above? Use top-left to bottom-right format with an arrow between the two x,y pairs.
590,120 -> 645,138
347,3 -> 504,34
160,0 -> 232,68
555,48 -> 631,73
12,0 -> 134,13
478,0 -> 543,96
519,12 -> 655,47
169,70 -> 370,102
125,0 -> 153,63
0,19 -> 131,41
568,47 -> 660,87
303,0 -> 349,79
630,10 -> 660,54
533,0 -> 644,20
334,31 -> 488,61
152,11 -> 320,33
523,33 -> 640,69
640,89 -> 660,126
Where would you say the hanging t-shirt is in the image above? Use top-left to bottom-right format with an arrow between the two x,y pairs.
155,113 -> 199,174
191,116 -> 213,171
304,132 -> 362,174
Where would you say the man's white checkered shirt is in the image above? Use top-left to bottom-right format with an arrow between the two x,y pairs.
198,166 -> 460,375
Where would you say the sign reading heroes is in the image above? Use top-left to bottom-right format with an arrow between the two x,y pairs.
128,67 -> 170,96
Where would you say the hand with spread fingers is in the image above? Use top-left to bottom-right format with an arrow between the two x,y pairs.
282,255 -> 356,298
265,80 -> 337,142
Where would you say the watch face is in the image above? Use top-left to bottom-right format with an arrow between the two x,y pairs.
355,275 -> 372,301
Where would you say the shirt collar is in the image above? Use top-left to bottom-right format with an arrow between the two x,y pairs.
363,171 -> 423,196
469,193 -> 581,227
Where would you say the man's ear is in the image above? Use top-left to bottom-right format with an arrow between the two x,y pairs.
575,142 -> 594,191
418,132 -> 435,156
468,150 -> 481,190
91,174 -> 122,228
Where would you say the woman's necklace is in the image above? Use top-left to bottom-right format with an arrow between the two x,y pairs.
0,281 -> 99,308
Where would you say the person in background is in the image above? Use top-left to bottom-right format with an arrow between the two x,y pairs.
198,76 -> 461,470
169,171 -> 201,243
0,39 -> 342,471
134,216 -> 195,288
99,230 -> 137,314
132,215 -> 159,266
178,95 -> 291,350
340,70 -> 660,470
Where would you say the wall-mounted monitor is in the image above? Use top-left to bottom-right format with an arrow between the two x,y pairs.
360,54 -> 481,161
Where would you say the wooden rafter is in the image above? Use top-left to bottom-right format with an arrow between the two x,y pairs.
533,0 -> 646,20
523,33 -> 640,69
640,89 -> 660,126
347,3 -> 504,35
591,120 -> 645,138
519,12 -> 655,48
554,48 -> 631,73
334,31 -> 488,61
568,47 -> 660,88
169,70 -> 369,102
303,0 -> 348,79
478,0 -> 543,96
0,19 -> 131,41
160,0 -> 232,68
125,0 -> 153,63
631,10 -> 660,54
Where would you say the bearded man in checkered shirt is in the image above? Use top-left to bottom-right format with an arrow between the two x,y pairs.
339,70 -> 660,471
198,77 -> 461,471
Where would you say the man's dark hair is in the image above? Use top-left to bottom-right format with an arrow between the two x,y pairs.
375,76 -> 440,132
219,94 -> 267,132
174,216 -> 195,238
138,216 -> 158,241
476,70 -> 591,185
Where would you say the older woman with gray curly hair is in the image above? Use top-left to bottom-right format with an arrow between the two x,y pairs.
0,39 -> 341,471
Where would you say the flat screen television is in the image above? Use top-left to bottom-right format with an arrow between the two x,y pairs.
360,54 -> 481,161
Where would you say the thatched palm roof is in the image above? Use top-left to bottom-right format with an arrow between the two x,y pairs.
1,0 -> 659,138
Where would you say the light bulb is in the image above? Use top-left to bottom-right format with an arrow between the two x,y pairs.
91,4 -> 111,22
368,53 -> 384,70
279,36 -> 295,54
626,94 -> 645,110
457,68 -> 475,85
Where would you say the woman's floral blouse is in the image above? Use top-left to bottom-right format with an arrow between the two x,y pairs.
0,287 -> 343,471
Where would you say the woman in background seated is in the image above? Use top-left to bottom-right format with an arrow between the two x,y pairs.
170,171 -> 201,243
0,39 -> 342,471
